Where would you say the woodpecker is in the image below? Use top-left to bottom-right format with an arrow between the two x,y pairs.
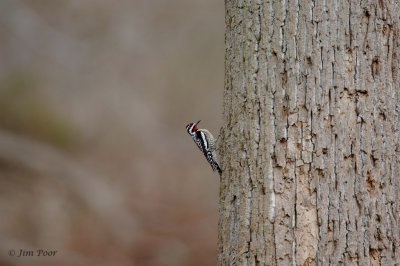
186,120 -> 222,175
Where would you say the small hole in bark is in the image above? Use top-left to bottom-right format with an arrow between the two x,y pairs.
363,8 -> 370,17
356,89 -> 368,96
316,168 -> 323,176
231,195 -> 237,203
379,111 -> 386,120
369,248 -> 382,259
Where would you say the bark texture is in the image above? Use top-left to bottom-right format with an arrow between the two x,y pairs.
219,0 -> 400,265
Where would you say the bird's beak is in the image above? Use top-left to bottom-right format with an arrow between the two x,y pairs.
194,120 -> 201,126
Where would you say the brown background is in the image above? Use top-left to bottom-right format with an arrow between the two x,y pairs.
0,1 -> 224,265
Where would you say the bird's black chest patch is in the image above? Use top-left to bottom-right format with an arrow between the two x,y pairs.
194,131 -> 207,154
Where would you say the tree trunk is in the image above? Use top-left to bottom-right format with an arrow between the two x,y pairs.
218,0 -> 400,265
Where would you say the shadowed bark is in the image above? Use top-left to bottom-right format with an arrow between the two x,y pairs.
218,0 -> 400,265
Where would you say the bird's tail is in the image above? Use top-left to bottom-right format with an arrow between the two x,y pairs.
216,165 -> 222,175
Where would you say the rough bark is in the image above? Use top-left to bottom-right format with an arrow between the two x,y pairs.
219,0 -> 400,265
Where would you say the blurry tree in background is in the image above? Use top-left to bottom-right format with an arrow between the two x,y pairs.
219,0 -> 399,265
0,0 -> 224,265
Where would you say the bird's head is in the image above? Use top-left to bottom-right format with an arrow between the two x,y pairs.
186,120 -> 201,135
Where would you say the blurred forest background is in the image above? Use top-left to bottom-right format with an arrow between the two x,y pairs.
0,0 -> 223,265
